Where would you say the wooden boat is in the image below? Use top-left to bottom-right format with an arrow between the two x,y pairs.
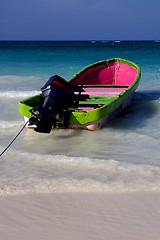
19,58 -> 141,132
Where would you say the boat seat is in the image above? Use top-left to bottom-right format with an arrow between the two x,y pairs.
73,85 -> 129,97
77,84 -> 129,88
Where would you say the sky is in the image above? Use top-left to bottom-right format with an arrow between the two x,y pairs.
0,0 -> 160,41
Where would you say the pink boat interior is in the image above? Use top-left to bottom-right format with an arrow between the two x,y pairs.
70,62 -> 138,86
69,61 -> 138,111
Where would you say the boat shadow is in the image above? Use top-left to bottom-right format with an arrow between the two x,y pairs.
105,90 -> 160,130
51,90 -> 160,134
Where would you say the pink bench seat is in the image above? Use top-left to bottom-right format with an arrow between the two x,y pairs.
75,86 -> 128,97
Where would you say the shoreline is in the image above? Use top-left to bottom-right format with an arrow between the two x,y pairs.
0,192 -> 160,240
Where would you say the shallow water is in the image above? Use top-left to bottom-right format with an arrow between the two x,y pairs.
0,41 -> 160,195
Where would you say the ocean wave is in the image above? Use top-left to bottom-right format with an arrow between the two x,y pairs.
0,120 -> 23,128
1,152 -> 160,195
0,75 -> 44,82
0,90 -> 40,99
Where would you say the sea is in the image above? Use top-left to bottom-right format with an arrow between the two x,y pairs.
0,41 -> 160,195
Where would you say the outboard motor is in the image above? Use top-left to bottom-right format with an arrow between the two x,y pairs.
29,75 -> 75,133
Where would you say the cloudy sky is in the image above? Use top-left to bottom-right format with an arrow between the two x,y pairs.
1,0 -> 160,40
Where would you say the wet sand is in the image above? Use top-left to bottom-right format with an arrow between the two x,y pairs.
0,192 -> 160,240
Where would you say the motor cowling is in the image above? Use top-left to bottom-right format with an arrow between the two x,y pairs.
29,75 -> 75,133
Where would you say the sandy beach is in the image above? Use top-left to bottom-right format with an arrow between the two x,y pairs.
0,192 -> 160,240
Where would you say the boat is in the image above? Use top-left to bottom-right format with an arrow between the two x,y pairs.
19,58 -> 141,132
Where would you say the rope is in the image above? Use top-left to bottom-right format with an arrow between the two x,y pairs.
0,120 -> 29,157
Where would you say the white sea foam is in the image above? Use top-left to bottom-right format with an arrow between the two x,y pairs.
0,120 -> 23,129
0,90 -> 40,99
1,151 -> 160,195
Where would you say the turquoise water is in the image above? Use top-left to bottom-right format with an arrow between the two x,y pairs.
0,41 -> 160,195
